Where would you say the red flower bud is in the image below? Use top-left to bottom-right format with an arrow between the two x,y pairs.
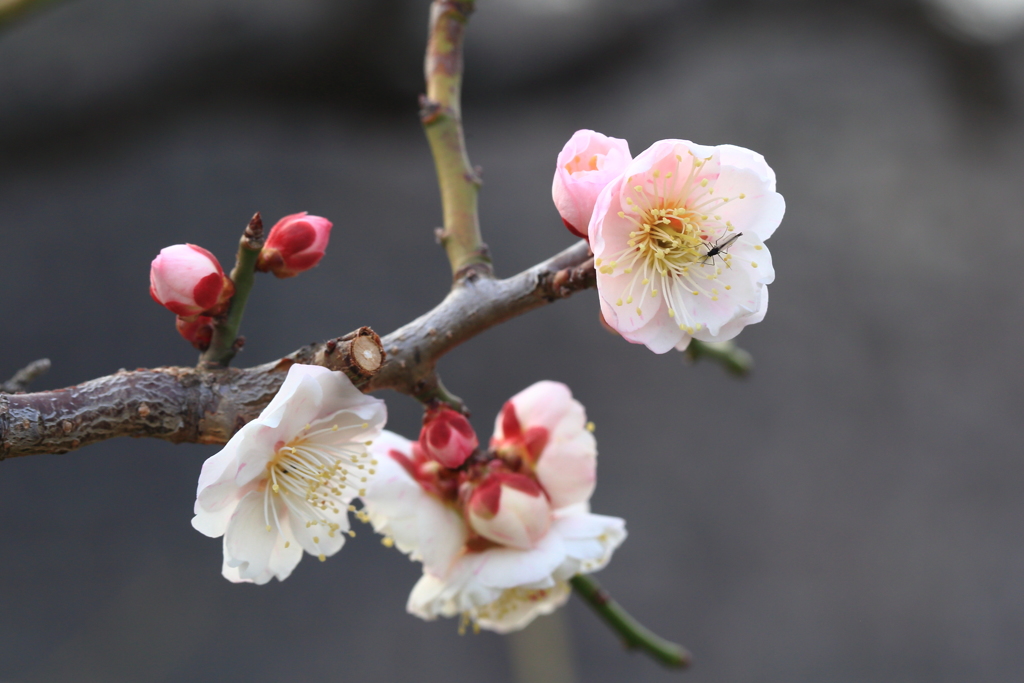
419,406 -> 478,469
467,471 -> 551,550
176,315 -> 214,350
150,244 -> 234,317
256,212 -> 332,278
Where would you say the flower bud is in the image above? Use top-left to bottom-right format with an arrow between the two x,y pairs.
150,244 -> 234,317
467,472 -> 551,550
176,315 -> 214,350
552,130 -> 630,239
256,212 -> 332,278
419,406 -> 478,469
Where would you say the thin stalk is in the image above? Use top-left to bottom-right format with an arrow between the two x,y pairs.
685,339 -> 754,376
200,213 -> 264,368
570,574 -> 692,669
421,0 -> 490,278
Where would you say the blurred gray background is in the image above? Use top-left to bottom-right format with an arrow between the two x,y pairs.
2,0 -> 1024,681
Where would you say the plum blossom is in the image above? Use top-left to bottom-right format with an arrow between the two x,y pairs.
361,381 -> 625,633
552,129 -> 631,239
192,363 -> 386,584
257,212 -> 333,278
149,244 -> 234,317
591,139 -> 784,353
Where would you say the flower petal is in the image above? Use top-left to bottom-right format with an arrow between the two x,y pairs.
362,431 -> 467,574
223,490 -> 281,583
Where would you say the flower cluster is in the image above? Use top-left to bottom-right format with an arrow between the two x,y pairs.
190,370 -> 624,633
361,381 -> 625,633
553,131 -> 785,353
149,213 -> 332,348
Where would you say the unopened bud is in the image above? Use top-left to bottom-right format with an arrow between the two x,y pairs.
467,472 -> 551,550
419,406 -> 478,469
552,130 -> 630,239
150,244 -> 234,317
176,315 -> 214,350
256,212 -> 332,278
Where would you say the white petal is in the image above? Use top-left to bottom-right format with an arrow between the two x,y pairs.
224,490 -> 281,583
309,367 -> 388,429
713,166 -> 785,242
475,582 -> 572,634
287,502 -> 349,558
469,529 -> 567,590
552,511 -> 627,574
362,431 -> 467,573
695,286 -> 769,343
717,143 -> 777,189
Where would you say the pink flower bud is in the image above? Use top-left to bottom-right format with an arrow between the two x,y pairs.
176,315 -> 215,350
149,244 -> 234,317
419,406 -> 478,469
467,472 -> 552,550
552,130 -> 631,239
256,212 -> 332,278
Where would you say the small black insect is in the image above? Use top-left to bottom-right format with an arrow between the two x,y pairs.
700,231 -> 743,266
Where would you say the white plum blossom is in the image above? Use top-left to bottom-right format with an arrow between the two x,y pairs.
192,363 -> 386,584
361,381 -> 625,633
590,139 -> 784,353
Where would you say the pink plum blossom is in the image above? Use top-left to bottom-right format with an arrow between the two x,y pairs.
361,380 -> 625,633
257,212 -> 333,278
419,406 -> 478,469
192,363 -> 386,584
149,244 -> 234,317
552,129 -> 631,239
591,139 -> 784,353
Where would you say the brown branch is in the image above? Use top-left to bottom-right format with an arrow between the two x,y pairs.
1,358 -> 51,394
0,241 -> 593,459
0,329 -> 383,459
365,240 -> 593,411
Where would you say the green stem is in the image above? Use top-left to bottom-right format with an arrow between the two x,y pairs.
199,213 -> 264,369
685,339 -> 753,377
422,0 -> 491,279
570,574 -> 692,669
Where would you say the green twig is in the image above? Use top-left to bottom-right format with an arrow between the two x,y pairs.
421,0 -> 491,279
685,339 -> 753,377
570,574 -> 692,669
200,213 -> 264,369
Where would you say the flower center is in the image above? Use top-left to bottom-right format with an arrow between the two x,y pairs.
565,154 -> 600,174
261,422 -> 377,560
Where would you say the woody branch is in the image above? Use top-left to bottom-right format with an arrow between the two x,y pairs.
0,242 -> 594,460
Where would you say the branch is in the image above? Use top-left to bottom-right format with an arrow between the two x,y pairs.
365,240 -> 594,411
200,213 -> 264,368
0,241 -> 593,458
1,358 -> 51,393
570,574 -> 692,669
421,0 -> 490,279
0,328 -> 383,459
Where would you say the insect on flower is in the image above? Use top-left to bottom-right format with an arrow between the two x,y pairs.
700,231 -> 743,267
